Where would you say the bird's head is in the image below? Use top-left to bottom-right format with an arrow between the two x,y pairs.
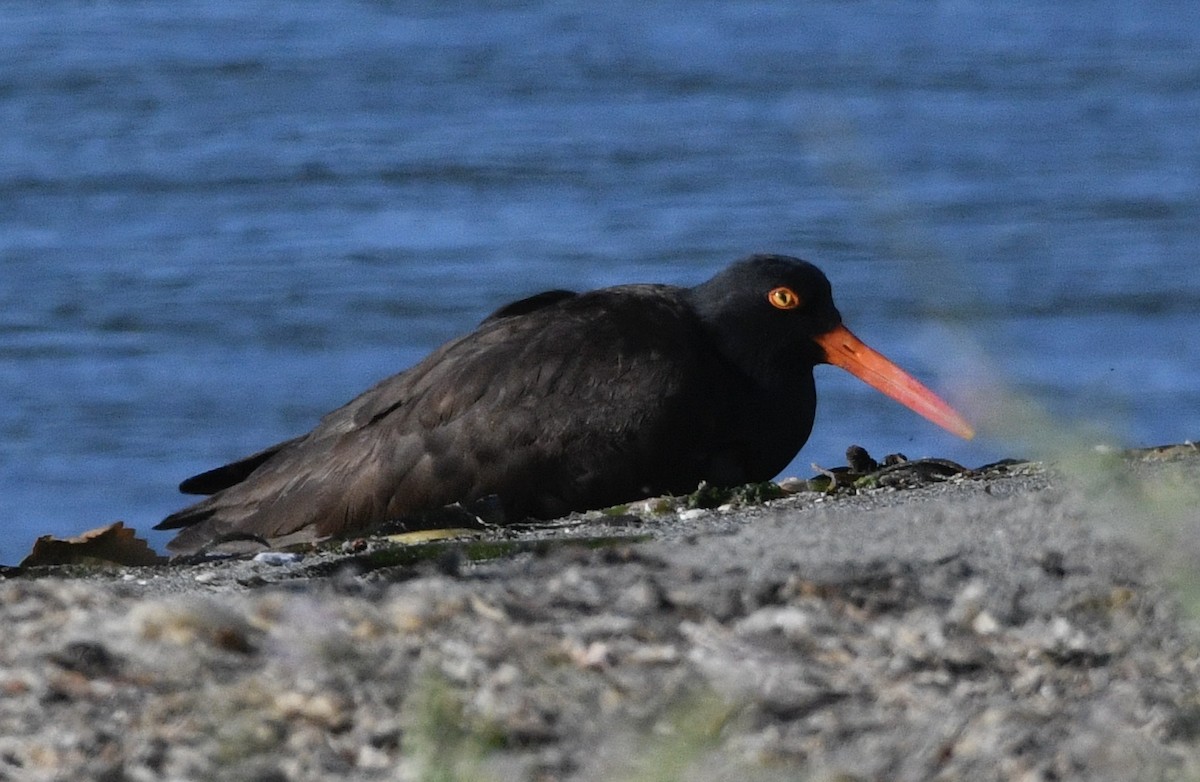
690,254 -> 974,440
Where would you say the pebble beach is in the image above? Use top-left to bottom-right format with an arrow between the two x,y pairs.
2,450 -> 1199,781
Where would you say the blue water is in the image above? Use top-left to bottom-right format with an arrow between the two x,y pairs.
2,1 -> 1198,564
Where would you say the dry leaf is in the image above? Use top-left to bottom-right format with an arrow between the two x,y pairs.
20,522 -> 165,568
383,528 -> 482,545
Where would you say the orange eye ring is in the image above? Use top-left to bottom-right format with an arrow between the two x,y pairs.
767,286 -> 802,310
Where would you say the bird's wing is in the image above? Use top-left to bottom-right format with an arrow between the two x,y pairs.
157,286 -> 727,551
169,290 -> 582,499
177,436 -> 305,495
479,289 -> 577,323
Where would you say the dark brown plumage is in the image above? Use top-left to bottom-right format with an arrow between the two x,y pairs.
156,255 -> 972,553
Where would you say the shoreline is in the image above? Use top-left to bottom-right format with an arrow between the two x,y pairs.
1,450 -> 1198,780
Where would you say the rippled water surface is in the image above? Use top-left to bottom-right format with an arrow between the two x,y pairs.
2,1 -> 1198,562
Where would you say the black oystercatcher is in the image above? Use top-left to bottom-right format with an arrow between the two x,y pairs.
157,255 -> 973,553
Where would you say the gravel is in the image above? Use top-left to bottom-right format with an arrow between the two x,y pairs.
2,453 -> 1198,781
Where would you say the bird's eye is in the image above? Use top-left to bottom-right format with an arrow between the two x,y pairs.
767,286 -> 802,310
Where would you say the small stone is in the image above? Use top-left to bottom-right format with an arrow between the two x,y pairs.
133,599 -> 259,654
1049,616 -> 1073,642
273,691 -> 351,731
564,640 -> 612,669
252,552 -> 302,566
614,578 -> 664,615
972,611 -> 1001,635
1036,549 -> 1067,578
735,606 -> 813,641
777,476 -> 808,494
846,444 -> 878,473
625,644 -> 679,664
948,581 -> 987,626
47,641 -> 123,678
565,614 -> 637,640
356,744 -> 391,770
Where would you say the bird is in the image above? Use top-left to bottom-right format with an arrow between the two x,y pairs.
156,254 -> 973,553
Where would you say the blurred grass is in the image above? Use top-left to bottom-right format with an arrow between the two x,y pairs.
402,675 -> 799,782
405,673 -> 489,782
803,107 -> 1200,618
619,693 -> 737,782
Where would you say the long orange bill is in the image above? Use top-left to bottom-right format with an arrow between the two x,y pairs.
814,324 -> 975,440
